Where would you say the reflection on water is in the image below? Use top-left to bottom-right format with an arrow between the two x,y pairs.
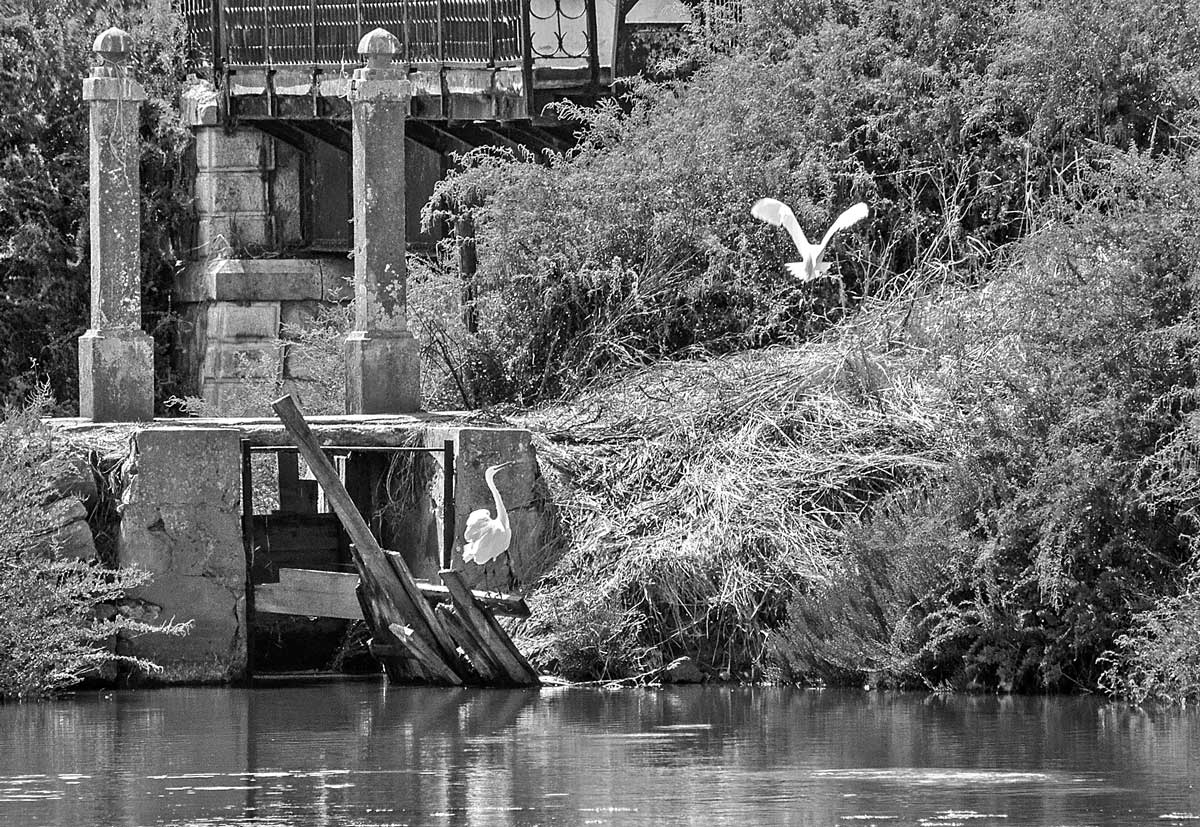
1,684 -> 1198,826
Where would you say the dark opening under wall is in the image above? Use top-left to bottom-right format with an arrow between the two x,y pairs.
243,441 -> 449,674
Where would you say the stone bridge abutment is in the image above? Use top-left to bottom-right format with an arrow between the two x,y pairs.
58,28 -> 560,684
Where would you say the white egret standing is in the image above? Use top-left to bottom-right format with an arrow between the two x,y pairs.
463,461 -> 515,565
751,199 -> 869,283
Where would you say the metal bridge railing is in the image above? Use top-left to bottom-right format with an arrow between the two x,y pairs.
182,0 -> 597,74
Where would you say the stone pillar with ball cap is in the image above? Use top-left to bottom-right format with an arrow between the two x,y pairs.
345,28 -> 420,413
79,27 -> 155,421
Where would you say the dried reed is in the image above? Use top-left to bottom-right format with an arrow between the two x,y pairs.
514,282 -> 993,680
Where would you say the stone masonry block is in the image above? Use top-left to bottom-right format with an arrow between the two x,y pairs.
194,126 -> 267,172
174,259 -> 353,304
120,503 -> 244,579
279,299 -> 324,328
119,573 -> 245,682
344,331 -> 420,413
79,328 -> 154,422
201,342 -> 281,381
118,426 -> 246,682
219,263 -> 320,304
195,213 -> 272,255
195,170 -> 267,215
207,302 -> 281,341
127,427 -> 242,507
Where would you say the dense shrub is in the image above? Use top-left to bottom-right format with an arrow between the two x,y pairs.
0,0 -> 190,412
1098,571 -> 1200,705
0,388 -> 188,698
427,0 -> 1200,406
789,148 -> 1200,693
515,146 -> 1200,693
514,283 -> 961,681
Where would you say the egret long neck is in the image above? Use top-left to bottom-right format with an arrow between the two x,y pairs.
485,468 -> 509,527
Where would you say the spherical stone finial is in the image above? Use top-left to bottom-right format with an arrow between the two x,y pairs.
357,28 -> 399,69
93,27 -> 134,66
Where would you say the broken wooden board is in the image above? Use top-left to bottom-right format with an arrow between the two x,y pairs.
436,603 -> 505,684
387,623 -> 465,686
441,569 -> 540,686
256,567 -> 531,621
357,584 -> 432,683
271,395 -> 470,684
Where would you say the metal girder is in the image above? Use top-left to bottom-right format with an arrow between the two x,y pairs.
496,121 -> 575,154
449,121 -> 525,154
251,119 -> 351,153
406,121 -> 475,156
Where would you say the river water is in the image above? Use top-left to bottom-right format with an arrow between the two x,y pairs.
1,682 -> 1197,826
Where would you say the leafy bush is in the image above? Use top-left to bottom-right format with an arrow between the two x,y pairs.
0,387 -> 188,698
427,0 -> 1200,407
787,147 -> 1200,692
0,0 -> 191,412
1099,571 -> 1200,705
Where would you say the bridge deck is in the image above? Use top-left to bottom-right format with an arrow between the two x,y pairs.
183,0 -> 615,123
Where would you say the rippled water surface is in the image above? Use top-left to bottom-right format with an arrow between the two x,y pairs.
1,683 -> 1198,826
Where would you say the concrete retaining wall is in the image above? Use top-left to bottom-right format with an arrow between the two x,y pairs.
116,427 -> 246,682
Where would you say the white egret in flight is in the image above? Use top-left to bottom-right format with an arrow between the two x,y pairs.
751,199 -> 869,282
463,461 -> 515,566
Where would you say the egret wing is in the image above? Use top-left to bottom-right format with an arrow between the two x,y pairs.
464,509 -> 491,542
785,261 -> 813,281
471,533 -> 510,565
751,198 -> 809,252
817,202 -> 869,251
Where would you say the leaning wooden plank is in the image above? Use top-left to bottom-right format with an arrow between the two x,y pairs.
258,568 -> 531,619
436,603 -> 504,683
440,569 -> 540,686
270,395 -> 462,680
387,623 -> 463,685
381,550 -> 462,659
356,569 -> 431,683
351,544 -> 472,682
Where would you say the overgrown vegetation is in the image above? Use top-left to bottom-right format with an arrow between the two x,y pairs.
423,0 -> 1200,701
790,150 -> 1200,693
428,0 -> 1200,405
6,0 -> 1200,702
0,0 -> 191,412
0,388 -> 188,699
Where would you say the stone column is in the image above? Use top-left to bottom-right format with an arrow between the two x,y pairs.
345,28 -> 421,414
79,27 -> 154,421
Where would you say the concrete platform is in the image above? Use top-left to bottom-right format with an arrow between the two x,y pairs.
49,413 -> 560,684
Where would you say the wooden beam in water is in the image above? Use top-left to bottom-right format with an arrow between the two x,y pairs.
440,569 -> 540,686
436,603 -> 505,683
358,582 -> 432,683
387,623 -> 465,686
